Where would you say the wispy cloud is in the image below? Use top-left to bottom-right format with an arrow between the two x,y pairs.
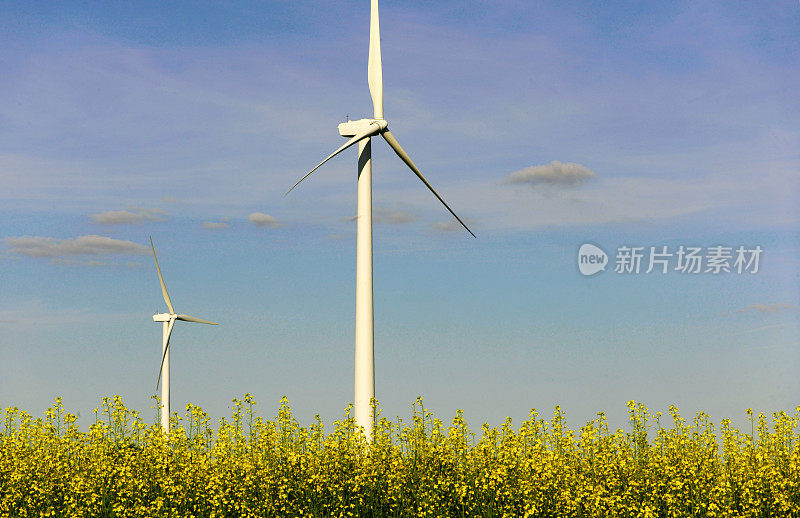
90,206 -> 167,224
0,302 -> 137,326
248,212 -> 281,229
373,207 -> 416,225
0,1 -> 796,234
432,217 -> 478,233
53,258 -> 109,267
4,235 -> 149,259
505,161 -> 596,187
0,35 -> 350,212
736,303 -> 797,315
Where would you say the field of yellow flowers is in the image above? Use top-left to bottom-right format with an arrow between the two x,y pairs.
1,396 -> 798,517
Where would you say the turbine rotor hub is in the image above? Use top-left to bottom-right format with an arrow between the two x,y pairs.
371,118 -> 388,131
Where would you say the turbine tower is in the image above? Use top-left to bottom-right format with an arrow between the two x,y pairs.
150,237 -> 218,434
286,0 -> 474,439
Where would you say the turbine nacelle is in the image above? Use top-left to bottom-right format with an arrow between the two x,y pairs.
338,118 -> 387,138
152,312 -> 218,325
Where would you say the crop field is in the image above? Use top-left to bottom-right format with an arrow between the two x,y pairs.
1,396 -> 798,517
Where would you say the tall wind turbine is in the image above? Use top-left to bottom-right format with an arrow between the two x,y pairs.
150,237 -> 218,434
286,0 -> 474,439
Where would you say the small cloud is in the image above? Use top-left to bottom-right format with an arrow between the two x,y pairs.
248,212 -> 281,228
91,206 -> 167,225
202,221 -> 230,230
736,303 -> 797,315
373,207 -> 416,225
432,221 -> 460,233
432,218 -> 477,233
161,196 -> 182,204
505,161 -> 596,187
52,258 -> 109,267
4,235 -> 149,260
345,208 -> 415,225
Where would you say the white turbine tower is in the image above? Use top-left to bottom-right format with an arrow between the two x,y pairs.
286,0 -> 474,439
150,237 -> 218,434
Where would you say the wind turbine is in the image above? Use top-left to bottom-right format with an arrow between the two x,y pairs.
150,237 -> 218,434
286,0 -> 474,439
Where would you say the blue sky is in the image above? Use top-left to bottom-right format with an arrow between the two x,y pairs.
1,0 -> 798,433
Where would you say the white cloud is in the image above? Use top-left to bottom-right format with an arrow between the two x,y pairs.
248,212 -> 281,228
4,235 -> 149,258
505,161 -> 596,187
202,221 -> 230,230
90,207 -> 167,225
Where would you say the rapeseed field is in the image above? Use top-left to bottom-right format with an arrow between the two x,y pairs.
1,396 -> 798,517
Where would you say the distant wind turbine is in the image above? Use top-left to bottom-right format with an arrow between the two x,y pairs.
285,0 -> 474,439
150,237 -> 218,434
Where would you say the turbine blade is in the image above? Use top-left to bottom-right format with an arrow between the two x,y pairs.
150,237 -> 175,314
176,314 -> 219,325
155,318 -> 176,391
381,130 -> 476,238
368,0 -> 383,119
284,124 -> 380,197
